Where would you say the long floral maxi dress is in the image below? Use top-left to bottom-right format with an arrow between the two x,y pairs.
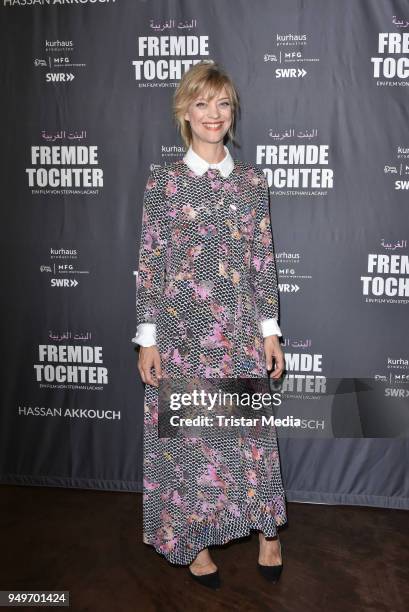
135,158 -> 287,565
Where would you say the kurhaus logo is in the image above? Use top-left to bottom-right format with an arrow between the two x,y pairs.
276,33 -> 307,45
275,251 -> 312,287
387,356 -> 409,370
374,355 -> 409,403
384,145 -> 409,190
44,246 -> 89,287
375,356 -> 409,381
50,248 -> 78,258
264,32 -> 317,80
160,144 -> 188,162
34,38 -> 86,81
45,40 -> 73,48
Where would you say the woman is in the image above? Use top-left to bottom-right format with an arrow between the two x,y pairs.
132,60 -> 287,589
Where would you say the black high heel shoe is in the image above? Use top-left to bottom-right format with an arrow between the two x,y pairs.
188,566 -> 221,590
257,537 -> 283,583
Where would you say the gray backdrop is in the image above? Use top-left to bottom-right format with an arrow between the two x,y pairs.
0,0 -> 408,510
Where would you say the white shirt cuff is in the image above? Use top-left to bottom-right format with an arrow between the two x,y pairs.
260,318 -> 282,337
132,319 -> 281,345
131,323 -> 157,347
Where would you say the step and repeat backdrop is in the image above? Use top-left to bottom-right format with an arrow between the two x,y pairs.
0,0 -> 408,509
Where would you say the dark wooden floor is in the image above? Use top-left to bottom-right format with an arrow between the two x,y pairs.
1,485 -> 408,612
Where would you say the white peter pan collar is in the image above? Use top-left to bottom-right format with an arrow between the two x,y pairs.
183,144 -> 234,178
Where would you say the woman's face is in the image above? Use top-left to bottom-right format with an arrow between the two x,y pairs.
184,85 -> 232,146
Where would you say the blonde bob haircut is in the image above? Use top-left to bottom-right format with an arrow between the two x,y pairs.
173,60 -> 240,150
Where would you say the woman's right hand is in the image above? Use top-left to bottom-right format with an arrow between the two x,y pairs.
137,345 -> 163,387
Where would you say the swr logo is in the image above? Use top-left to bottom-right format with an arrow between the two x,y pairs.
51,279 -> 79,287
46,73 -> 75,82
279,283 -> 300,293
275,68 -> 307,78
395,180 -> 409,190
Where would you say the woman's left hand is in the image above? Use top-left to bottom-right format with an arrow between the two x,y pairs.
264,335 -> 285,379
